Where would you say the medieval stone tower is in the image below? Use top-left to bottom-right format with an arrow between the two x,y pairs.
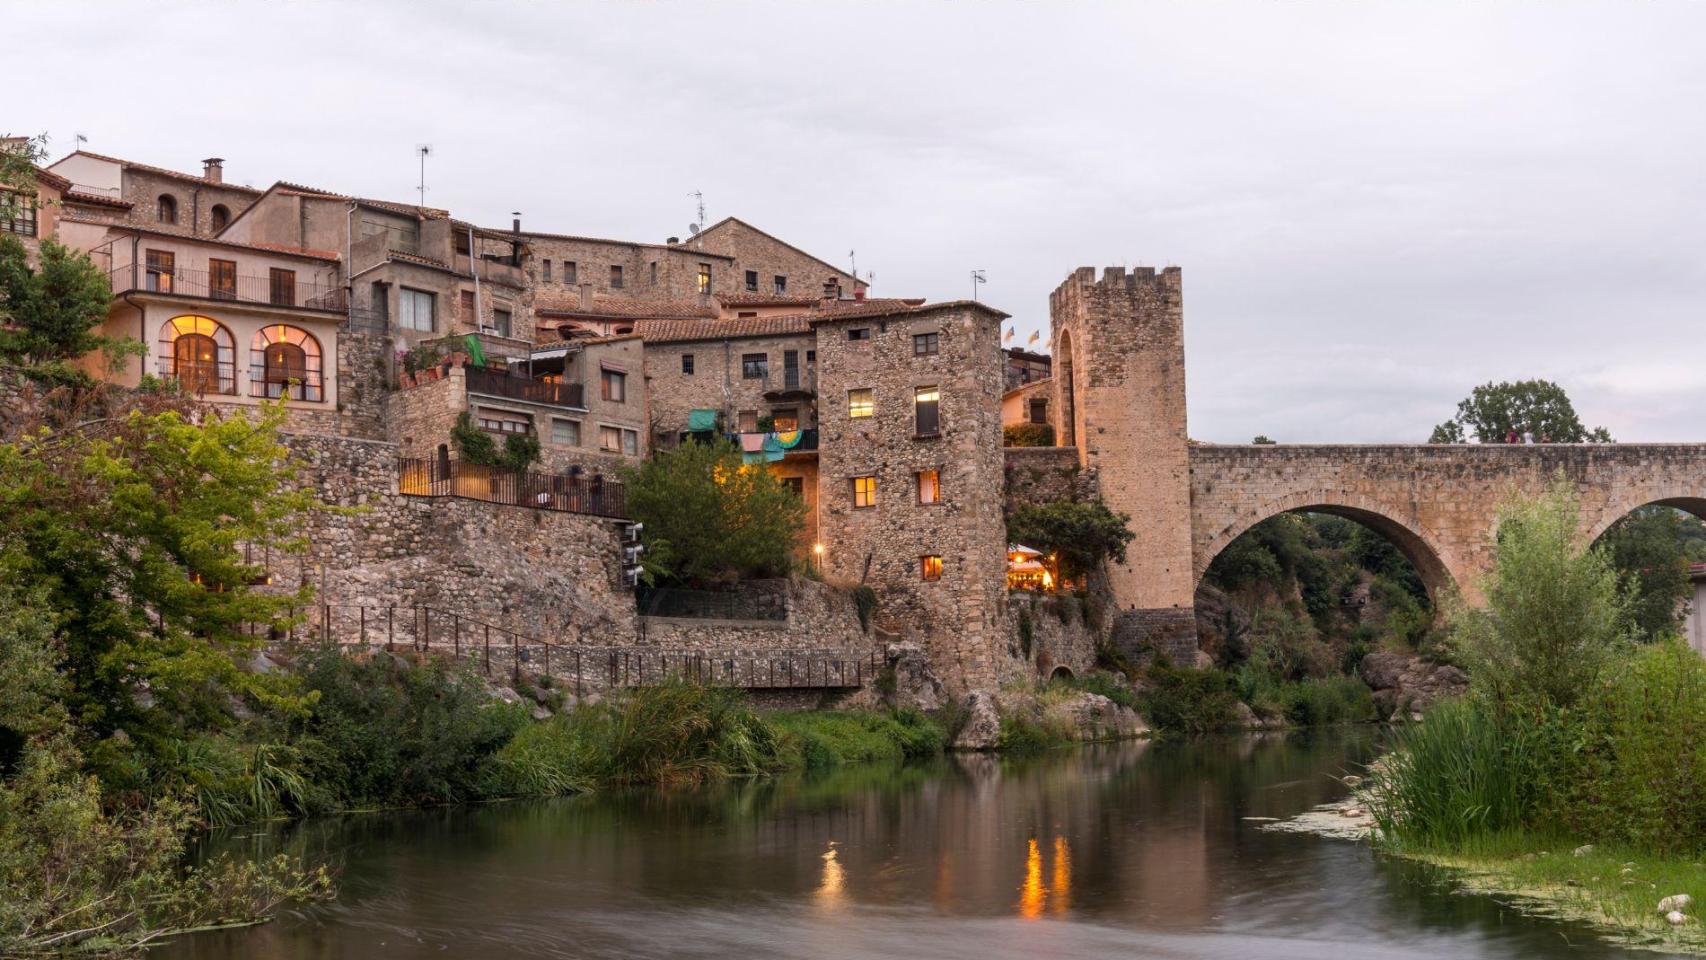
1048,266 -> 1198,663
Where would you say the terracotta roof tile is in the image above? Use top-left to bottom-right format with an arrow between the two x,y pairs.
534,291 -> 719,320
61,189 -> 132,209
631,316 -> 813,345
807,299 -> 1010,324
57,150 -> 263,193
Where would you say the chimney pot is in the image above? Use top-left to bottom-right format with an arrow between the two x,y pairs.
201,157 -> 224,183
666,236 -> 679,245
512,217 -> 521,233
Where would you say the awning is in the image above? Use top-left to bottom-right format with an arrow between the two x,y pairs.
687,408 -> 719,432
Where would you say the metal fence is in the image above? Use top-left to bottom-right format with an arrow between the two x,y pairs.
465,366 -> 585,408
277,603 -> 878,695
398,457 -> 627,518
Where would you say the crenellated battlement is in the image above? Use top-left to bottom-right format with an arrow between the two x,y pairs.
1049,265 -> 1181,316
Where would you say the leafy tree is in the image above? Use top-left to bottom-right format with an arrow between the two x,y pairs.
0,235 -> 134,382
451,411 -> 541,472
1005,497 -> 1135,583
0,133 -> 46,224
1430,379 -> 1611,444
1251,435 -> 1276,444
623,438 -> 805,584
1002,422 -> 1054,447
1599,506 -> 1693,640
0,397 -> 319,769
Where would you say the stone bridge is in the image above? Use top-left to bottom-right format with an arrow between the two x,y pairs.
1046,264 -> 1706,661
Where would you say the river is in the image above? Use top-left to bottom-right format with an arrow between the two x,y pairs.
159,729 -> 1677,959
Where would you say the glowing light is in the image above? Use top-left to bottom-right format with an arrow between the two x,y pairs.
816,841 -> 845,908
1051,835 -> 1071,915
1019,838 -> 1045,919
812,542 -> 825,555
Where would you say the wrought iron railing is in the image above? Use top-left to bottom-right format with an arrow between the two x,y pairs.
109,264 -> 347,311
398,456 -> 627,518
464,366 -> 585,408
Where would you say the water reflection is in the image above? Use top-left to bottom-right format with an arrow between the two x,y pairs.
162,730 -> 1672,960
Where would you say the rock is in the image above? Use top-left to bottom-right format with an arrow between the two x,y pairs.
1059,692 -> 1149,741
884,642 -> 947,712
489,686 -> 523,705
1193,649 -> 1215,671
952,691 -> 1002,750
248,651 -> 281,675
1573,844 -> 1596,857
1341,807 -> 1365,818
1668,911 -> 1690,926
580,691 -> 603,708
1231,700 -> 1285,730
1360,652 -> 1469,720
530,705 -> 552,721
1659,894 -> 1693,914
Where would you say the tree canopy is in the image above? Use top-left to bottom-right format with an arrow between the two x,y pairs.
1429,379 -> 1612,444
0,236 -> 124,379
623,439 -> 805,584
1005,497 -> 1135,583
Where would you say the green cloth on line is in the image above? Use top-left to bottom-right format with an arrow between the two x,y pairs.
688,408 -> 720,431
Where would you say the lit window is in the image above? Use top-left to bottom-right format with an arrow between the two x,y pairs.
917,469 -> 940,504
158,315 -> 234,395
742,353 -> 768,379
145,249 -> 175,292
745,270 -> 758,291
551,418 -> 581,447
848,327 -> 870,341
209,259 -> 236,300
914,386 -> 940,436
852,475 -> 876,508
697,263 -> 712,294
249,324 -> 323,401
921,555 -> 943,581
913,332 -> 939,356
399,288 -> 436,331
681,353 -> 695,375
601,368 -> 627,402
771,407 -> 798,431
848,388 -> 874,418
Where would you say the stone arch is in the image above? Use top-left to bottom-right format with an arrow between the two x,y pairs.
1581,494 -> 1706,546
1054,329 -> 1077,449
1195,490 -> 1460,603
1048,665 -> 1075,682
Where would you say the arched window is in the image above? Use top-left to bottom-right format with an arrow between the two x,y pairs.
158,315 -> 235,394
210,204 -> 230,232
249,324 -> 323,401
157,194 -> 178,225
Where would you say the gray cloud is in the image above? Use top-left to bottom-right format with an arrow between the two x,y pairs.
13,0 -> 1703,442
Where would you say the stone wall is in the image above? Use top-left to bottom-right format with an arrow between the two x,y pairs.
642,329 -> 818,442
815,303 -> 1014,690
119,167 -> 261,238
1009,594 -> 1100,679
1003,446 -> 1092,514
690,218 -> 863,298
279,433 -> 637,644
637,578 -> 868,652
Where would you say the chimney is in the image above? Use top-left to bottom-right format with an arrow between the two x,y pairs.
666,236 -> 680,245
201,157 -> 224,182
512,216 -> 521,234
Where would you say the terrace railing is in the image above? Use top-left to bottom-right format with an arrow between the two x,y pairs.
108,264 -> 347,311
398,456 -> 627,518
464,366 -> 585,408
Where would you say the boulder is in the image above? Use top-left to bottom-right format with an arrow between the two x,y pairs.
1059,692 -> 1150,741
530,705 -> 552,721
489,685 -> 523,705
1659,894 -> 1693,915
884,642 -> 948,712
1360,651 -> 1468,720
952,691 -> 1002,750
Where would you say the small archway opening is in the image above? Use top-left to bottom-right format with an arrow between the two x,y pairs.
1196,506 -> 1448,679
210,204 -> 231,232
1055,330 -> 1075,448
1048,665 -> 1075,683
1588,499 -> 1706,649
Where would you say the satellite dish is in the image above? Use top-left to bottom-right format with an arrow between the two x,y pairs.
688,223 -> 700,236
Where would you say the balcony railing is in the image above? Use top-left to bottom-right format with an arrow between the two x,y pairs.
464,366 -> 585,408
399,457 -> 627,518
110,265 -> 347,312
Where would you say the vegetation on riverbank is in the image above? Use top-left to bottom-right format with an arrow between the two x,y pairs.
1367,484 -> 1706,949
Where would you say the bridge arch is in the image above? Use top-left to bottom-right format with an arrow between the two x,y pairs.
1581,494 -> 1706,547
1194,490 -> 1460,604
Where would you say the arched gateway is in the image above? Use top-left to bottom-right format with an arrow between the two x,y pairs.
1049,266 -> 1706,663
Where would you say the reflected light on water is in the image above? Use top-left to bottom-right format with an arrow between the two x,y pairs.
1051,835 -> 1072,915
816,840 -> 845,909
1019,838 -> 1046,919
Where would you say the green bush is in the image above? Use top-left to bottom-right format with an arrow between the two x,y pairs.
1071,670 -> 1141,711
996,713 -> 1072,754
1368,696 -> 1539,849
1003,423 -> 1054,447
1140,662 -> 1241,737
770,709 -> 947,770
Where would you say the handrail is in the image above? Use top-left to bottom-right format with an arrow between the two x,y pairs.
398,456 -> 628,518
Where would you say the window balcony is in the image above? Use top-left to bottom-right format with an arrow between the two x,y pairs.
110,265 -> 346,312
464,365 -> 585,409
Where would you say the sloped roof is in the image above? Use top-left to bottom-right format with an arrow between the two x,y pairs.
631,316 -> 813,345
52,150 -> 263,194
807,299 -> 1009,324
509,227 -> 735,258
534,291 -> 719,320
691,216 -> 867,288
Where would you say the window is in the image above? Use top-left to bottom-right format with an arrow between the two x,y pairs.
1028,397 -> 1049,424
609,264 -> 624,289
771,407 -> 798,431
774,275 -> 787,294
399,288 -> 435,331
738,410 -> 758,433
649,261 -> 658,284
623,428 -> 639,456
551,418 -> 581,447
601,368 -> 627,403
848,327 -> 870,341
477,408 -> 533,435
369,281 -> 389,320
1,198 -> 37,237
697,263 -> 712,294
744,270 -> 758,292
741,353 -> 768,379
782,477 -> 804,497
917,469 -> 940,504
210,204 -> 230,232
563,261 -> 577,284
681,353 -> 695,375
542,259 -> 552,282
848,388 -> 874,418
600,425 -> 622,451
458,289 -> 476,322
156,194 -> 177,225
492,308 -> 512,338
158,315 -> 234,395
806,349 -> 816,362
914,386 -> 940,437
250,324 -> 323,401
921,555 -> 943,581
913,332 -> 939,356
145,249 -> 175,292
852,475 -> 876,509
209,258 -> 236,300
268,268 -> 295,306
737,311 -> 758,318
783,349 -> 800,389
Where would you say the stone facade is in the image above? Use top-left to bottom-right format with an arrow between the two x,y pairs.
685,217 -> 865,299
640,322 -> 818,444
1049,266 -> 1195,662
1009,594 -> 1099,679
637,578 -> 867,652
46,151 -> 263,238
1002,446 -> 1090,514
815,302 -> 1013,690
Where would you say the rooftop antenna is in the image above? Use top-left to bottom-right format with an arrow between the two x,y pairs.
690,190 -> 705,235
970,269 -> 987,302
415,144 -> 432,206
849,249 -> 857,279
74,132 -> 88,149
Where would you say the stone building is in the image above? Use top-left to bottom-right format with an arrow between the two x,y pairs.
47,150 -> 264,238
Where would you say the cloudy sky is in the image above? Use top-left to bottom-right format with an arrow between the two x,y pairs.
14,2 -> 1703,442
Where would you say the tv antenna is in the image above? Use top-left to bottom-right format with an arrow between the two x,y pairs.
970,269 -> 987,302
415,144 -> 433,206
690,190 -> 705,234
849,249 -> 857,279
74,132 -> 88,149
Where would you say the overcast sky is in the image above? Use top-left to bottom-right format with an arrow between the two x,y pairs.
14,2 -> 1704,442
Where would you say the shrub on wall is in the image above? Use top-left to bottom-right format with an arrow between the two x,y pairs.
623,438 -> 805,584
1003,423 -> 1054,447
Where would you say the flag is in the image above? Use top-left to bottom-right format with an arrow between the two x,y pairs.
1027,330 -> 1040,346
1003,327 -> 1014,344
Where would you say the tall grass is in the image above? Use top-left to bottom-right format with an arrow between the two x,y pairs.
1366,697 -> 1537,849
770,709 -> 947,770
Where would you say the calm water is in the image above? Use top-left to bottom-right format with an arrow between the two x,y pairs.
161,730 -> 1678,959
